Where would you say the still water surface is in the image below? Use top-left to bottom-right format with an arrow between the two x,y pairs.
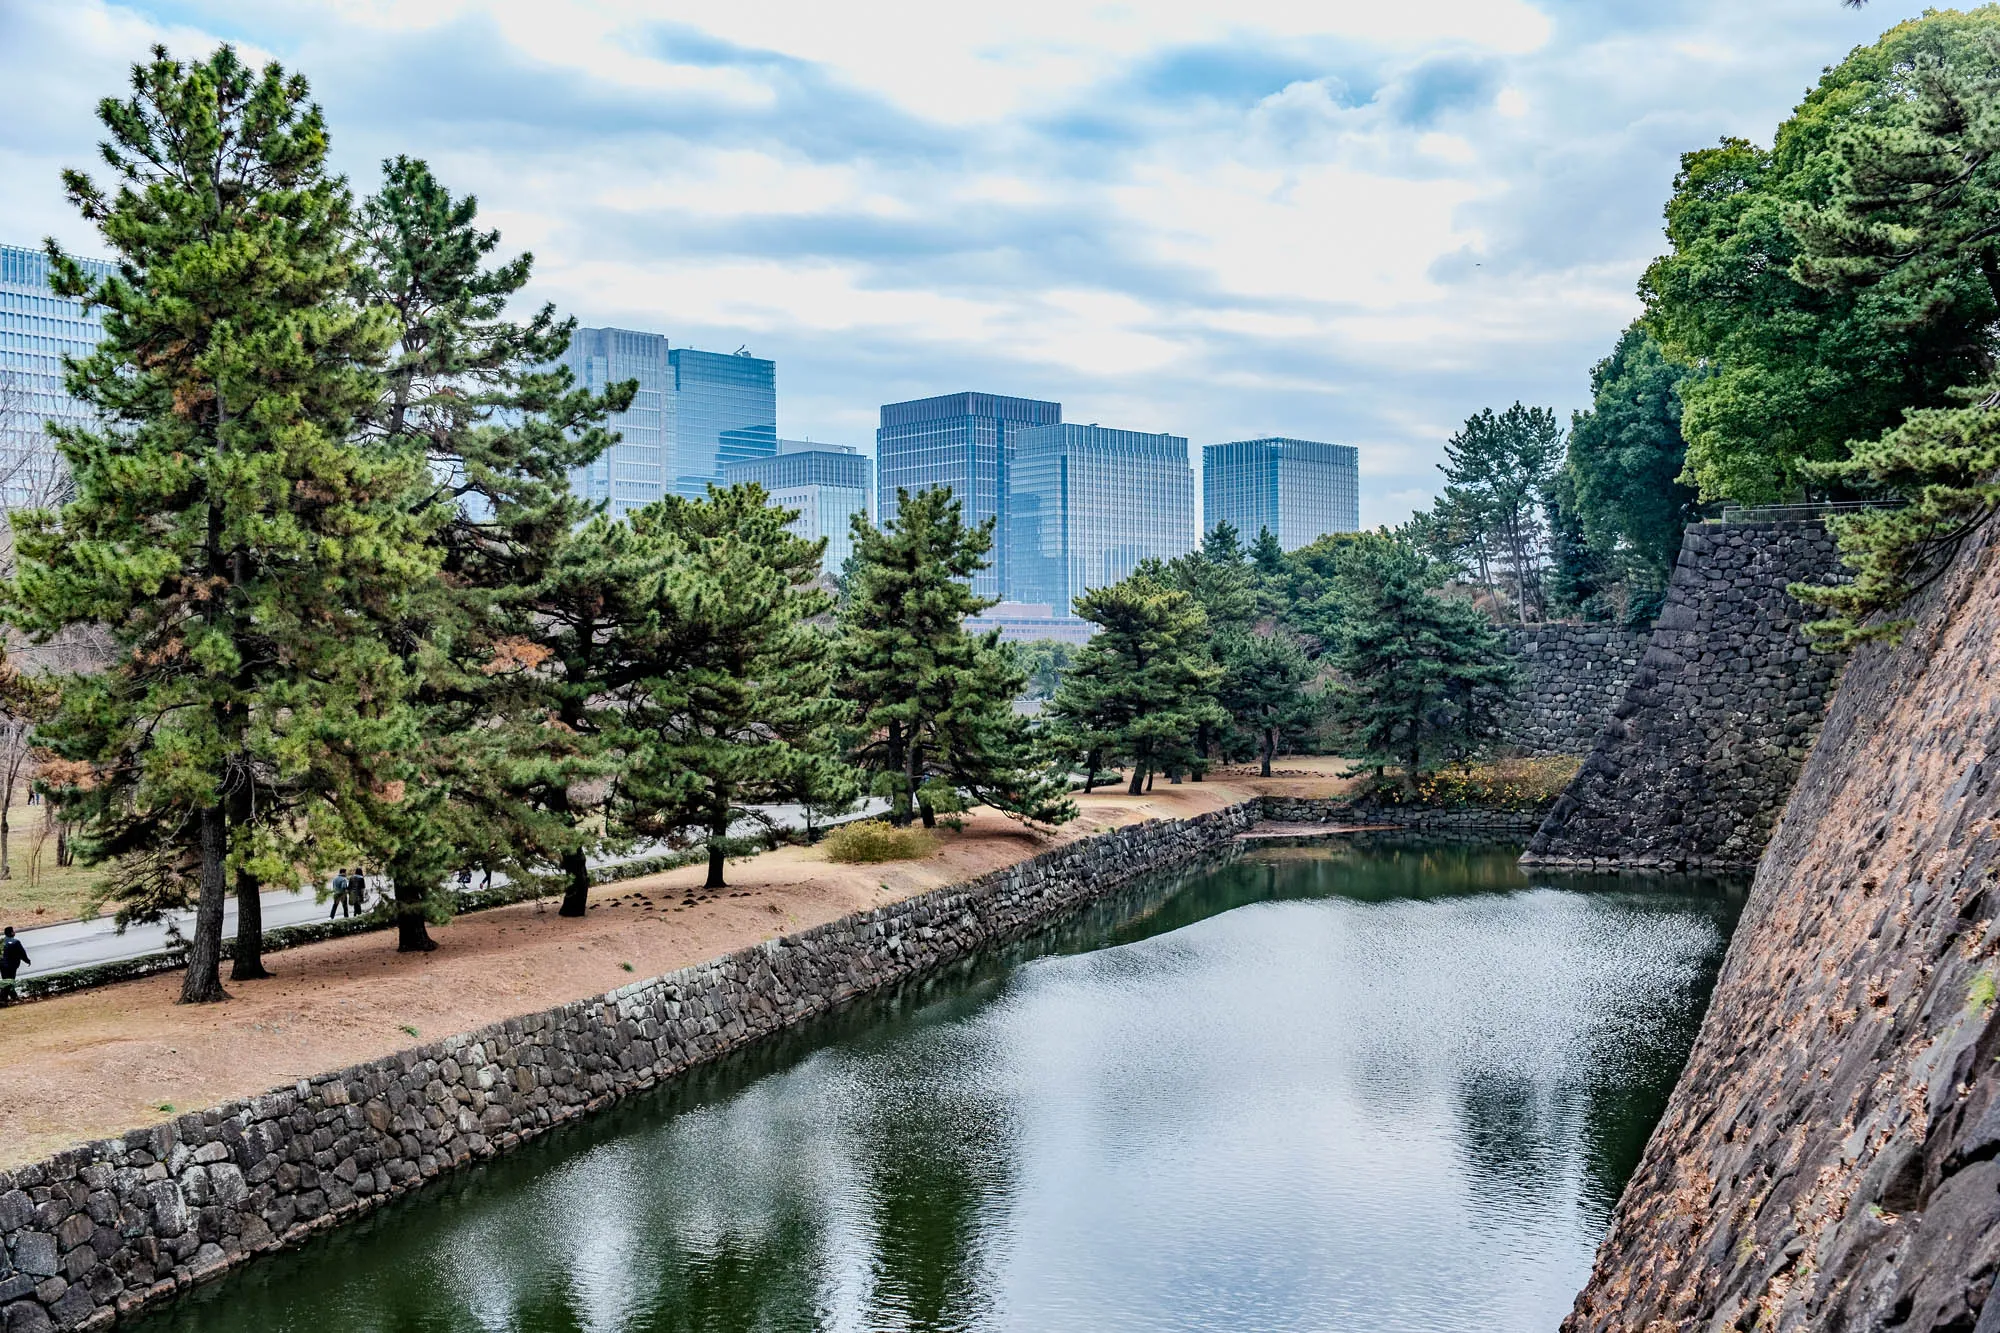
141,837 -> 1743,1333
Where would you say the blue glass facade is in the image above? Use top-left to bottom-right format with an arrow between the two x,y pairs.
669,347 -> 776,498
722,441 -> 871,577
1202,437 -> 1359,551
0,243 -> 115,507
1007,424 -> 1195,616
559,331 -> 776,517
559,327 -> 673,519
876,392 -> 1061,599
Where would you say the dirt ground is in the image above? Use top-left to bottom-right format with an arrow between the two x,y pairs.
0,769 -> 1355,1169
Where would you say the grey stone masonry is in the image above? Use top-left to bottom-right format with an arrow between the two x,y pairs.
1521,520 -> 1845,871
1500,623 -> 1650,756
1259,795 -> 1546,835
0,802 -> 1259,1331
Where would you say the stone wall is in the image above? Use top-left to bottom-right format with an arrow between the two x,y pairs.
0,803 -> 1260,1331
1500,623 -> 1649,756
1563,503 -> 2000,1330
1521,520 -> 1846,871
1258,795 -> 1547,835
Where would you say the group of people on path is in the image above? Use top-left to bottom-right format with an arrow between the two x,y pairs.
326,869 -> 375,919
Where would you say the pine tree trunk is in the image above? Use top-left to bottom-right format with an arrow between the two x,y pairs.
899,738 -> 924,829
229,868 -> 270,980
1261,727 -> 1275,778
705,798 -> 729,889
1083,748 -> 1098,794
0,796 -> 12,881
919,801 -> 936,829
393,858 -> 437,953
1127,764 -> 1145,796
559,847 -> 591,917
179,804 -> 231,1004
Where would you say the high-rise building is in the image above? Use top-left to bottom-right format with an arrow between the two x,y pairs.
559,327 -> 672,518
668,346 -> 776,498
721,439 -> 871,578
558,330 -> 776,517
1007,423 -> 1195,616
876,392 -> 1061,599
1201,437 -> 1359,550
0,243 -> 115,507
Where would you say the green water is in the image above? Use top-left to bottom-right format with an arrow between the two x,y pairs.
138,836 -> 1743,1333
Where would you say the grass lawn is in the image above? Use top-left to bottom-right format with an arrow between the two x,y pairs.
0,801 -> 97,926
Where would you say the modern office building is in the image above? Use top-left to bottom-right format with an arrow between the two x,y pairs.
1007,423 -> 1195,616
963,601 -> 1097,646
559,329 -> 776,517
668,346 -> 776,497
0,243 -> 115,507
876,392 -> 1061,599
721,439 -> 871,578
1201,437 -> 1360,550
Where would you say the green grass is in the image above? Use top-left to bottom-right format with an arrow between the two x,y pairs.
0,798 -> 102,926
1969,972 -> 1996,1014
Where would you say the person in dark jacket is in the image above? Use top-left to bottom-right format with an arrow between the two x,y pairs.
328,869 -> 351,920
0,925 -> 28,1005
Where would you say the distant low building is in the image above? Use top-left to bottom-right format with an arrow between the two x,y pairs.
1201,437 -> 1359,550
0,242 -> 116,507
963,601 -> 1096,646
722,439 -> 871,578
1007,423 -> 1195,615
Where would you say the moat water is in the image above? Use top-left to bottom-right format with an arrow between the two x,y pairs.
137,836 -> 1744,1333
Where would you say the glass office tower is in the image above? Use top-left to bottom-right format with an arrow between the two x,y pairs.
876,392 -> 1061,599
721,439 -> 871,578
559,327 -> 673,518
668,347 -> 776,498
0,243 -> 115,507
1007,423 -> 1195,616
1201,437 -> 1359,550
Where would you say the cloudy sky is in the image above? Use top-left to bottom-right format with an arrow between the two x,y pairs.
0,0 -> 1938,523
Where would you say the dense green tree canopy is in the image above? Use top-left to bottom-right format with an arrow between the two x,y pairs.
1565,322 -> 1703,587
1641,10 -> 2000,502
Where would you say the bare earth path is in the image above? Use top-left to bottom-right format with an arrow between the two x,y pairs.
0,771 -> 1353,1170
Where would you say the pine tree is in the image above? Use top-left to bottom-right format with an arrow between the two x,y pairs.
1050,573 -> 1226,795
1326,532 -> 1513,788
1542,468 -> 1615,622
1216,629 -> 1320,776
839,489 -> 1072,828
1439,404 -> 1563,623
350,156 -> 630,949
12,46 -> 438,1001
619,485 -> 851,889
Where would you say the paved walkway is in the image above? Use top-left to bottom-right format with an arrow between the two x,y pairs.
10,800 -> 885,982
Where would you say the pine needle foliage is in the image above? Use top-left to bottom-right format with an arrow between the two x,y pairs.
10,46 -> 439,1001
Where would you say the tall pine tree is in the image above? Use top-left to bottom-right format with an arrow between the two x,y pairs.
12,47 -> 438,1001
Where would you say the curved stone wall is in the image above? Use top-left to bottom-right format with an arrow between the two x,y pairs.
1522,520 -> 1846,871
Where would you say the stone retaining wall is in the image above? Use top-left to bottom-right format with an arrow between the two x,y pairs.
1523,520 -> 1846,871
0,803 -> 1260,1331
1258,795 -> 1546,835
1500,623 -> 1649,756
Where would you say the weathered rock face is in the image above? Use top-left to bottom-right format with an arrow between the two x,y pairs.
0,803 -> 1258,1331
1524,520 -> 1846,871
1501,623 -> 1650,756
1565,517 -> 2000,1331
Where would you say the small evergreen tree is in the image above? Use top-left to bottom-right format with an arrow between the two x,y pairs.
1326,532 -> 1513,788
619,485 -> 851,889
1050,574 -> 1226,795
13,47 -> 438,1001
839,489 -> 1071,827
1216,630 -> 1320,776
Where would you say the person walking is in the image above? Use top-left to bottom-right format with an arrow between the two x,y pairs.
1,926 -> 29,1006
328,868 -> 351,920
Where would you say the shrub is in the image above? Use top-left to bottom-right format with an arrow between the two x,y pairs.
823,820 -> 940,864
1358,755 -> 1581,811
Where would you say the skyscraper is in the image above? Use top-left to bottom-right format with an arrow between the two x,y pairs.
558,330 -> 776,517
1007,423 -> 1195,616
559,327 -> 673,518
1201,437 -> 1359,550
667,346 -> 776,498
876,392 -> 1061,599
721,439 -> 871,578
0,243 -> 115,507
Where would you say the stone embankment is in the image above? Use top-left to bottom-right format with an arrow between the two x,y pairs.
1565,516 -> 2000,1330
1501,623 -> 1649,756
0,803 -> 1259,1331
1524,520 -> 1846,871
1259,795 -> 1547,835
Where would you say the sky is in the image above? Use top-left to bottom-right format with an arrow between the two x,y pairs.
0,0 -> 1942,525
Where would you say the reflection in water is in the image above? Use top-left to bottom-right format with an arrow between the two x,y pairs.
139,837 -> 1742,1333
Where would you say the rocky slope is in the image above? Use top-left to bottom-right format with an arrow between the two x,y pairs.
1565,518 -> 2000,1330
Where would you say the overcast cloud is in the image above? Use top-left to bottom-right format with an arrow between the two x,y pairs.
0,0 -> 1939,523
